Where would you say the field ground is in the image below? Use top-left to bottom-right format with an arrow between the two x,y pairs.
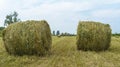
0,36 -> 120,67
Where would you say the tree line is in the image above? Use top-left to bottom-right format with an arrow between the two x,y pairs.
112,33 -> 120,36
52,30 -> 76,36
0,11 -> 120,36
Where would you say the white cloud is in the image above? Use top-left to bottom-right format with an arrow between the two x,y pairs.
102,0 -> 120,4
91,9 -> 120,19
85,0 -> 120,5
20,1 -> 93,15
0,0 -> 4,6
40,1 -> 93,12
0,0 -> 6,9
0,0 -> 120,33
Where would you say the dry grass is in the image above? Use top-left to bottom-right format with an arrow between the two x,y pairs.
2,20 -> 52,56
0,36 -> 120,67
77,21 -> 111,51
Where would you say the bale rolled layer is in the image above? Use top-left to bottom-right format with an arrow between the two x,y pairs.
76,21 -> 111,51
2,20 -> 52,56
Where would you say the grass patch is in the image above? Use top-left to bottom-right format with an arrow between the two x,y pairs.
0,36 -> 120,67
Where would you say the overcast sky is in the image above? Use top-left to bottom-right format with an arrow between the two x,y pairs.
0,0 -> 120,33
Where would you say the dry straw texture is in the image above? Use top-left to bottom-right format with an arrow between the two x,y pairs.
76,21 -> 111,51
2,20 -> 52,56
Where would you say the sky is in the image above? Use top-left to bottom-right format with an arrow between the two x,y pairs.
0,0 -> 120,33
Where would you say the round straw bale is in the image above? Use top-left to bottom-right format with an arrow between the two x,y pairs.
76,21 -> 111,51
2,20 -> 52,56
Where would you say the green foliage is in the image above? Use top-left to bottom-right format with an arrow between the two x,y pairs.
4,11 -> 20,26
2,20 -> 52,56
56,30 -> 60,36
112,33 -> 120,36
0,27 -> 5,37
0,27 -> 5,30
61,32 -> 76,36
0,31 -> 2,37
76,21 -> 112,51
52,30 -> 55,36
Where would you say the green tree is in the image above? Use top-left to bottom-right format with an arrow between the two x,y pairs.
0,27 -> 5,30
56,30 -> 60,36
4,11 -> 20,26
0,27 -> 5,37
53,30 -> 55,36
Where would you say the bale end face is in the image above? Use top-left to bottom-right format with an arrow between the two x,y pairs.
76,21 -> 112,51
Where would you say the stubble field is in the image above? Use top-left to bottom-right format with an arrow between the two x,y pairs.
0,36 -> 120,67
